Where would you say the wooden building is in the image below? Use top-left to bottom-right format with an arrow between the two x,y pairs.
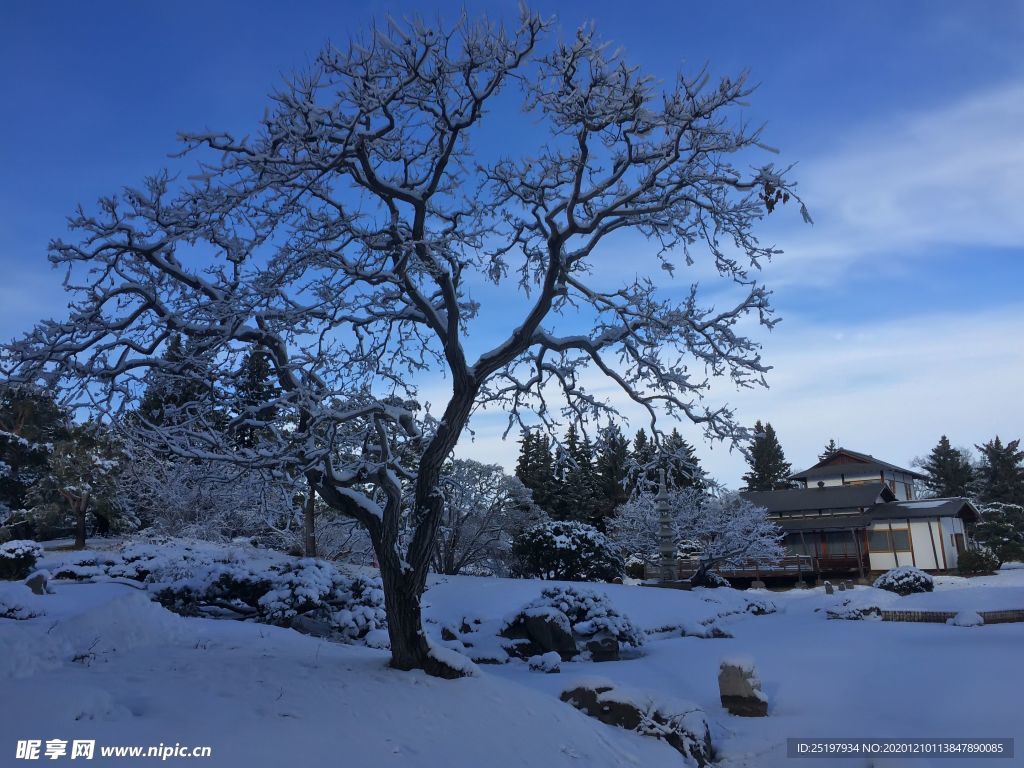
741,449 -> 978,578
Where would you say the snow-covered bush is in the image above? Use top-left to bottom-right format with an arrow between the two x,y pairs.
0,539 -> 43,580
512,521 -> 623,582
0,584 -> 43,620
624,554 -> 647,579
957,548 -> 1000,575
501,585 -> 644,660
49,551 -> 112,581
873,566 -> 934,596
52,538 -> 388,644
531,586 -> 644,648
528,651 -> 562,673
699,571 -> 731,589
948,611 -> 984,627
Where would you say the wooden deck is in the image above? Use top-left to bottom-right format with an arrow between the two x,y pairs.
644,554 -> 865,582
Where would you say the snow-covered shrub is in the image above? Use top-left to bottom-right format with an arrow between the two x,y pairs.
826,604 -> 882,621
697,571 -> 730,589
624,554 -> 647,579
533,586 -> 644,647
0,584 -> 43,620
49,551 -> 105,581
873,566 -> 934,596
0,540 -> 43,580
501,585 -> 644,660
52,538 -> 388,645
957,548 -> 1000,575
512,521 -> 623,582
528,651 -> 562,673
948,611 -> 984,627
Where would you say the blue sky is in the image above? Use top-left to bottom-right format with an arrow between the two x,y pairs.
2,0 -> 1023,485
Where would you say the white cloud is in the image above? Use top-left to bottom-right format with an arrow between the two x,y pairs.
762,80 -> 1024,287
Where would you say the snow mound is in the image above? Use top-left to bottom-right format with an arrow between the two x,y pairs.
948,611 -> 984,627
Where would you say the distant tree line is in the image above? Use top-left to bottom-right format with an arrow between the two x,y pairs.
514,424 -> 707,530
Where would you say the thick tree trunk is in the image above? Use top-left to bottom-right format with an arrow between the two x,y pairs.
74,502 -> 87,550
303,485 -> 317,558
379,556 -> 464,678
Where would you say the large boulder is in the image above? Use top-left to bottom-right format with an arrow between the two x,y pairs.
561,680 -> 713,767
501,606 -> 578,660
24,570 -> 52,596
718,658 -> 768,717
585,635 -> 620,662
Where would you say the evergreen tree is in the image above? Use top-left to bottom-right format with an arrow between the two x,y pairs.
0,384 -> 70,518
135,334 -> 221,429
974,502 -> 1024,565
818,439 -> 839,462
28,421 -> 123,548
662,429 -> 708,493
918,435 -> 975,498
553,424 -> 598,523
742,421 -> 792,491
232,350 -> 279,449
514,431 -> 555,514
974,436 -> 1024,505
627,427 -> 707,495
629,428 -> 656,494
594,423 -> 631,521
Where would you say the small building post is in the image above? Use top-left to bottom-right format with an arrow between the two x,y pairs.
657,470 -> 675,583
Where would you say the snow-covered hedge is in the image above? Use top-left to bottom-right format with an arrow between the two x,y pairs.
0,540 -> 43,580
873,566 -> 934,596
50,539 -> 387,644
512,521 -> 624,582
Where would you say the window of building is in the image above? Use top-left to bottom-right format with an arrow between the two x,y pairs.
825,532 -> 857,557
869,528 -> 911,552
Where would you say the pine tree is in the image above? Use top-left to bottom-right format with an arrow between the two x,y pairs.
974,436 -> 1024,505
662,429 -> 707,493
629,428 -> 655,494
818,439 -> 839,462
0,384 -> 70,517
136,334 -> 214,428
742,421 -> 792,491
515,431 -> 555,514
918,435 -> 975,498
232,350 -> 279,449
553,424 -> 598,522
594,423 -> 631,520
515,431 -> 537,487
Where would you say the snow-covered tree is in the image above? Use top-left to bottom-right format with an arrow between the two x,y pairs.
627,427 -> 708,497
973,502 -> 1024,565
0,384 -> 68,523
4,12 -> 805,675
115,441 -> 296,543
594,423 -> 631,521
432,459 -> 540,575
609,488 -> 782,585
28,422 -> 122,548
515,430 -> 556,515
512,519 -> 623,582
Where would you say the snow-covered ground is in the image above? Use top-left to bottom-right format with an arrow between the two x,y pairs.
2,544 -> 1023,767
